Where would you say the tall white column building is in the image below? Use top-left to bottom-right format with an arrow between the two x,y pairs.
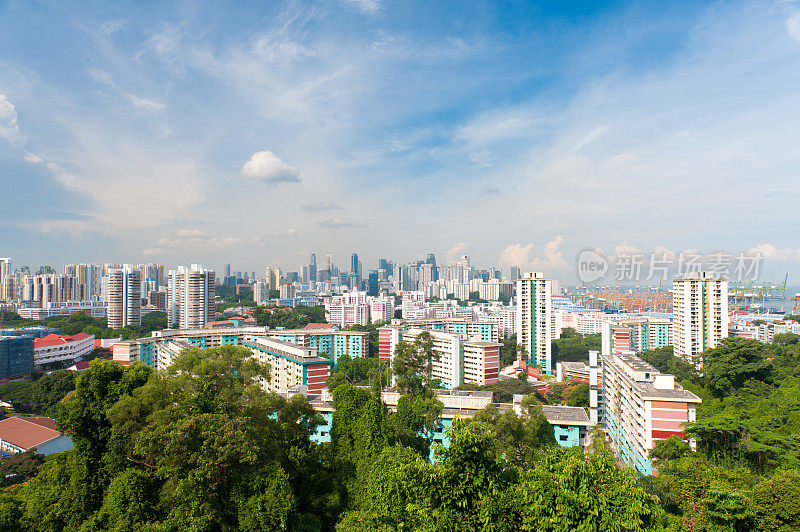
672,272 -> 729,361
167,265 -> 216,329
0,258 -> 12,301
516,272 -> 554,375
107,266 -> 142,329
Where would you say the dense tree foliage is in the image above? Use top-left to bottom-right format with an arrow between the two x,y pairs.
254,305 -> 326,329
340,420 -> 663,531
1,310 -> 167,342
551,330 -> 601,363
637,337 -> 800,529
0,369 -> 76,416
641,346 -> 697,382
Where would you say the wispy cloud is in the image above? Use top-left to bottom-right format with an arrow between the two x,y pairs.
317,217 -> 369,228
300,201 -> 342,212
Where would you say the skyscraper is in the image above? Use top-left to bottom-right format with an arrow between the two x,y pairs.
107,265 -> 142,329
0,258 -> 12,301
672,272 -> 729,362
516,272 -> 554,375
266,267 -> 281,291
509,266 -> 520,281
350,253 -> 359,275
224,263 -> 231,278
167,265 -> 216,329
309,253 -> 317,282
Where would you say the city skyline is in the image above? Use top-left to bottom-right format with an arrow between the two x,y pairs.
2,1 -> 800,279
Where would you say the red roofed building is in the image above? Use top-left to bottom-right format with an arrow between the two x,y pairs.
0,416 -> 73,456
304,323 -> 337,330
33,332 -> 95,369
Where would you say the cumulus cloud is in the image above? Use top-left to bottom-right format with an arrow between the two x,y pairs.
748,243 -> 800,260
300,201 -> 342,212
317,217 -> 368,228
446,242 -> 469,264
241,150 -> 301,184
0,94 -> 25,146
498,237 -> 567,272
142,247 -> 163,256
177,228 -> 203,236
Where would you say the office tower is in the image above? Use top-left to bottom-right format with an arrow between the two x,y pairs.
0,258 -> 11,301
325,253 -> 332,274
265,268 -> 281,291
516,272 -> 554,375
509,266 -> 520,281
309,253 -> 317,282
367,271 -> 379,296
167,265 -> 216,330
672,272 -> 729,361
107,266 -> 142,329
224,263 -> 231,278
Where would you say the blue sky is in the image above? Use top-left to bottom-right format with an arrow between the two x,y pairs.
1,0 -> 800,281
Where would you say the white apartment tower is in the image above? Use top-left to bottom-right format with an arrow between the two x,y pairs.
0,258 -> 12,301
516,272 -> 553,375
168,265 -> 216,329
266,267 -> 281,291
672,272 -> 729,361
107,266 -> 142,329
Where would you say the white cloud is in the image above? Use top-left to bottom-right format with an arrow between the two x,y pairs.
787,13 -> 800,42
100,19 -> 127,35
498,237 -> 567,272
141,247 -> 163,256
241,150 -> 301,184
272,228 -> 297,237
748,243 -> 800,260
177,228 -> 203,236
481,186 -> 500,196
345,0 -> 382,15
87,68 -> 165,111
446,242 -> 469,264
24,151 -> 43,164
0,94 -> 25,146
300,201 -> 342,211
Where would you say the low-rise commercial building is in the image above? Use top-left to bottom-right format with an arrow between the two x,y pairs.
0,416 -> 73,456
33,332 -> 94,369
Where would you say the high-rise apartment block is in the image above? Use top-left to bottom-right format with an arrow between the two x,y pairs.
602,317 -> 672,356
516,272 -> 553,375
596,348 -> 701,475
0,258 -> 11,301
672,272 -> 729,361
107,266 -> 142,329
377,325 -> 500,388
167,265 -> 216,329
